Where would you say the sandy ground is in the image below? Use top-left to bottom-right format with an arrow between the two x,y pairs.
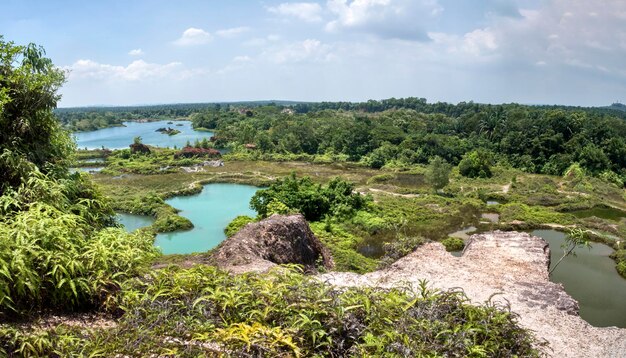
321,231 -> 626,357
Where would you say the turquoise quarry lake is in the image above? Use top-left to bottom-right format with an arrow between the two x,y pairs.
74,120 -> 213,149
116,213 -> 155,232
532,229 -> 626,328
155,183 -> 259,255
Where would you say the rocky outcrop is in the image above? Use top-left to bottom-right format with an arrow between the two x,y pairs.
175,146 -> 221,159
211,214 -> 333,274
321,231 -> 626,358
129,142 -> 150,154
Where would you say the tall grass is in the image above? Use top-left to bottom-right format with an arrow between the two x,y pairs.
0,201 -> 158,317
1,266 -> 545,357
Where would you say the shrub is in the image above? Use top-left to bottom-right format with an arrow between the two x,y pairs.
224,215 -> 255,237
367,173 -> 395,184
379,236 -> 425,267
458,149 -> 493,178
0,203 -> 158,317
0,266 -> 544,357
250,174 -> 369,221
599,170 -> 624,188
617,262 -> 626,278
442,237 -> 465,251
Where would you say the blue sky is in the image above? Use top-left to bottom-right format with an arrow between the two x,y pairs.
1,0 -> 624,107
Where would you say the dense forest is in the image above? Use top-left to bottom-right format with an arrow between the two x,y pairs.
185,103 -> 626,185
58,98 -> 626,184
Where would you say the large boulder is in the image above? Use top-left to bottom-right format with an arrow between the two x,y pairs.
211,214 -> 333,274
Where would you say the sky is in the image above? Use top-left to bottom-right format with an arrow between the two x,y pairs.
1,0 -> 625,107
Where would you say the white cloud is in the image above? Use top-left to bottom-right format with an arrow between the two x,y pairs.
244,34 -> 281,47
65,59 -> 183,81
491,0 -> 626,77
427,28 -> 498,59
268,2 -> 323,22
326,0 -> 442,40
216,26 -> 250,38
262,39 -> 334,64
174,27 -> 212,46
128,48 -> 144,56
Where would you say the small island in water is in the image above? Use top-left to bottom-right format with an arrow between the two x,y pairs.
155,126 -> 181,136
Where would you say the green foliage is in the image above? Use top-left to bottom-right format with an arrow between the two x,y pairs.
0,202 -> 158,316
266,199 -> 296,216
310,222 -> 378,273
549,228 -> 591,275
499,203 -> 575,227
563,163 -> 585,180
0,38 -> 160,320
366,173 -> 395,184
617,261 -> 626,278
426,155 -> 451,191
0,266 -> 544,357
379,235 -> 425,268
250,174 -> 368,221
610,249 -> 626,278
0,37 -> 72,192
599,170 -> 624,188
458,149 -> 493,178
442,237 -> 465,252
224,215 -> 255,237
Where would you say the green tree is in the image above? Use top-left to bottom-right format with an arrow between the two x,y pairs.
426,156 -> 451,192
0,38 -> 158,317
133,136 -> 142,145
458,149 -> 493,178
250,174 -> 368,221
0,38 -> 71,192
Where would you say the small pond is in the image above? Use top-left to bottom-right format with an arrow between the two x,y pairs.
155,183 -> 259,254
532,229 -> 626,328
571,207 -> 626,221
117,213 -> 155,232
449,226 -> 477,240
74,120 -> 214,149
70,167 -> 104,174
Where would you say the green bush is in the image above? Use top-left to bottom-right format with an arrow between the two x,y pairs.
617,262 -> 626,278
224,215 -> 255,237
0,203 -> 158,316
367,173 -> 395,184
458,149 -> 493,178
442,237 -> 465,251
379,236 -> 425,267
250,174 -> 369,221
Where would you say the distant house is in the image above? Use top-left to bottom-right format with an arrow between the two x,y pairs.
244,143 -> 257,150
281,108 -> 295,115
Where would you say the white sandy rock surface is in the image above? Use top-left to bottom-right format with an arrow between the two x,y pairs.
320,231 -> 626,358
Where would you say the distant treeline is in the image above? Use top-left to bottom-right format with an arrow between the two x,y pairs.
56,98 -> 626,132
55,101 -> 303,131
191,100 -> 626,182
59,98 -> 626,182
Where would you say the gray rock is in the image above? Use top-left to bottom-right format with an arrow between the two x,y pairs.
211,214 -> 333,274
321,230 -> 626,358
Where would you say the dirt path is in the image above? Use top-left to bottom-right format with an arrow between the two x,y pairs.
321,231 -> 626,357
367,188 -> 421,198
